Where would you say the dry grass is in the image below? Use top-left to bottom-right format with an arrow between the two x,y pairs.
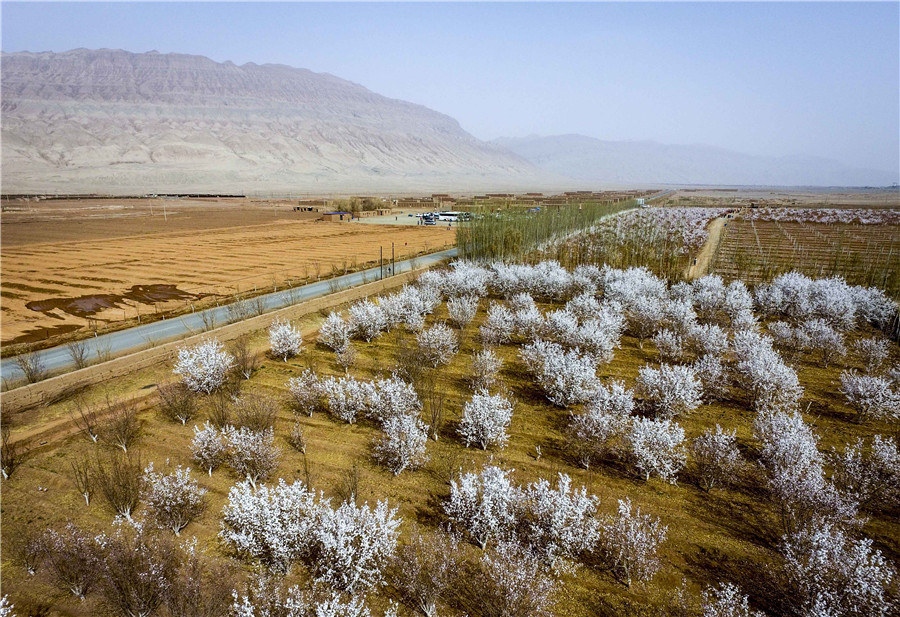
1,294 -> 897,616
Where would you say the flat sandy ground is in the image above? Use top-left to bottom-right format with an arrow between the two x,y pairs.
0,198 -> 453,346
665,187 -> 900,207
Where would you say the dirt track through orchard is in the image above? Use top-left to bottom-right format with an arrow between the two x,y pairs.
686,217 -> 727,279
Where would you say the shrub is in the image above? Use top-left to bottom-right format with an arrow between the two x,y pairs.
269,317 -> 303,361
174,338 -> 235,394
690,425 -> 743,492
142,463 -> 207,535
839,371 -> 900,423
470,348 -> 504,391
191,421 -> 227,476
447,295 -> 480,328
592,498 -> 667,587
625,417 -> 686,483
223,426 -> 280,488
458,391 -> 514,450
416,322 -> 459,367
781,524 -> 895,617
635,363 -> 702,419
445,465 -> 517,550
374,413 -> 429,475
157,382 -> 199,425
319,312 -> 352,352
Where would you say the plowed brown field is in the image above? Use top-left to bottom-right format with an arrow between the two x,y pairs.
1,199 -> 452,346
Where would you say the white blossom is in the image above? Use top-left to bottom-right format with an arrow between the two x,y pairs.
831,435 -> 900,510
565,292 -> 602,322
626,417 -> 686,483
458,391 -> 514,450
514,304 -> 546,340
781,523 -> 895,617
700,582 -> 763,617
220,480 -> 322,573
312,500 -> 401,594
319,312 -> 352,352
692,275 -> 726,321
223,426 -> 280,488
269,318 -> 303,362
529,260 -> 573,300
733,331 -> 802,413
543,309 -> 580,346
320,376 -> 372,424
191,421 -> 227,475
288,369 -> 324,417
652,329 -> 684,364
367,376 -> 421,425
592,498 -> 667,587
476,541 -> 558,617
627,295 -> 666,345
142,463 -> 206,535
445,465 -> 517,549
800,318 -> 846,368
174,338 -> 235,394
374,413 -> 429,475
507,292 -> 538,314
516,473 -> 599,572
688,323 -> 730,357
480,302 -> 516,345
692,354 -> 730,401
446,295 -> 480,328
566,380 -> 633,468
520,339 -> 599,407
348,299 -> 388,341
635,363 -> 702,419
572,264 -> 603,295
723,281 -> 754,327
231,578 -> 371,617
665,298 -> 698,336
839,371 -> 900,423
754,411 -> 856,531
470,348 -> 504,391
416,322 -> 459,367
691,425 -> 743,492
853,337 -> 890,374
445,261 -> 490,297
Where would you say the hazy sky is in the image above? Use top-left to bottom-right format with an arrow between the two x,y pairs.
3,2 -> 898,173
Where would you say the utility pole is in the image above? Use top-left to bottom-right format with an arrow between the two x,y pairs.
380,246 -> 383,280
391,242 -> 395,276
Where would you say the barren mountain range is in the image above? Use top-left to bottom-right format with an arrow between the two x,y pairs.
2,49 -> 896,194
1,48 -> 549,194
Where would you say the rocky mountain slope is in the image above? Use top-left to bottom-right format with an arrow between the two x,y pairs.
494,134 -> 899,187
1,49 -> 548,194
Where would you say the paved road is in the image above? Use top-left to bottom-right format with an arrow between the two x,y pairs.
1,248 -> 457,382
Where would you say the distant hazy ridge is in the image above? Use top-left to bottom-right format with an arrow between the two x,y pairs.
1,49 -> 547,194
493,134 -> 898,187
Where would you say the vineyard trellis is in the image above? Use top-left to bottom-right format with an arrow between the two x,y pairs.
710,218 -> 900,300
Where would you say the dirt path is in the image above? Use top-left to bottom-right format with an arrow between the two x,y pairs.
686,217 -> 727,280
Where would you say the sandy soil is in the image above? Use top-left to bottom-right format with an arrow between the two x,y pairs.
666,187 -> 900,207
